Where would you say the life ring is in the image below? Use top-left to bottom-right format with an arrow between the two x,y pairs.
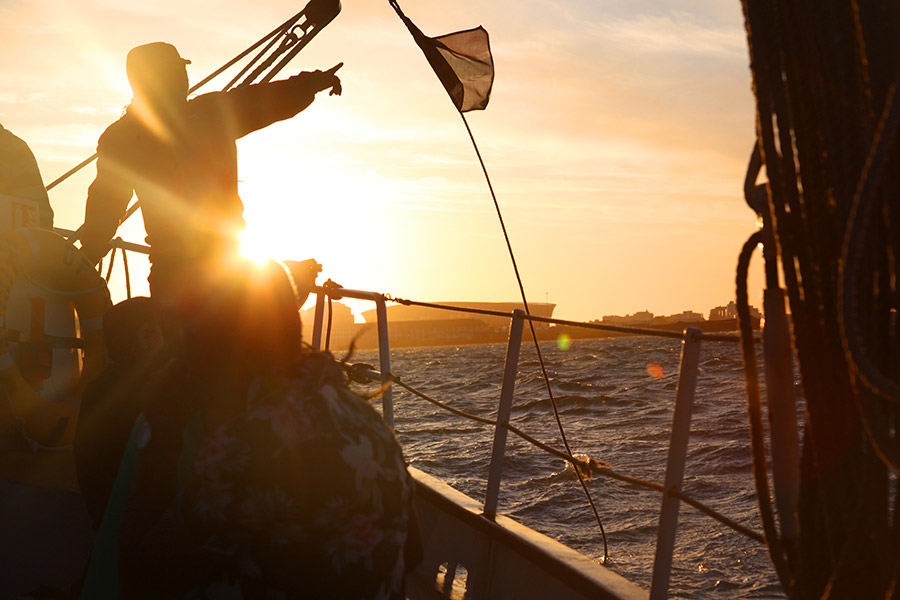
0,228 -> 110,446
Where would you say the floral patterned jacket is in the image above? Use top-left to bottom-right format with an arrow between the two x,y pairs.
178,353 -> 414,599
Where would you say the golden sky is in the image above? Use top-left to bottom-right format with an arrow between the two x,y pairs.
0,0 -> 764,322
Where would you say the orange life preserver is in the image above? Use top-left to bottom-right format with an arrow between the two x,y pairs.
0,228 -> 110,446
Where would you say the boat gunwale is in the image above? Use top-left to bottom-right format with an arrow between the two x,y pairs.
409,466 -> 649,600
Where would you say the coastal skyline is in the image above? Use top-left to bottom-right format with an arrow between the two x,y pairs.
0,0 -> 764,322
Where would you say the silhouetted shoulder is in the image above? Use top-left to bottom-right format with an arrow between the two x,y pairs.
96,114 -> 141,151
185,90 -> 256,139
0,126 -> 27,154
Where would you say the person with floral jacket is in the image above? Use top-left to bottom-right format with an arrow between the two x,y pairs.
118,351 -> 417,599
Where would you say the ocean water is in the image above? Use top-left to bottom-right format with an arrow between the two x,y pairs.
354,335 -> 786,599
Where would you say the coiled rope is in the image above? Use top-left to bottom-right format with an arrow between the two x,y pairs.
741,1 -> 900,595
839,57 -> 900,403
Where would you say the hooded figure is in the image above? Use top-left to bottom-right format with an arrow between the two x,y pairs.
0,123 -> 54,228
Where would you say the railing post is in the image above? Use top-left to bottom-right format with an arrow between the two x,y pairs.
649,327 -> 702,600
374,294 -> 393,428
483,310 -> 525,521
310,289 -> 326,350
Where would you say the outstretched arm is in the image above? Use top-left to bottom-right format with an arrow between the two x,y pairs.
215,63 -> 343,138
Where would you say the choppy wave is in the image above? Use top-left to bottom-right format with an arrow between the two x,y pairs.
356,336 -> 783,599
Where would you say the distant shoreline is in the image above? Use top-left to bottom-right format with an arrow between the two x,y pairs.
310,317 -> 759,351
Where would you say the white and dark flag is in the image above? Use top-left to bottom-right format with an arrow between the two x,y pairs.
389,0 -> 494,112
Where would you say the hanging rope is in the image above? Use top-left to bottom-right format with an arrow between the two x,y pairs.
104,246 -> 117,284
839,57 -> 900,403
736,231 -> 792,589
458,111 -> 608,562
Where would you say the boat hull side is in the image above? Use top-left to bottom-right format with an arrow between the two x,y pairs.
408,467 -> 648,600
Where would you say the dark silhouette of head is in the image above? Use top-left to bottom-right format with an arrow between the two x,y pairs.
126,42 -> 191,110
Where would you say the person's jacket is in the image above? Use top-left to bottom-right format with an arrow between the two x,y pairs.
81,76 -> 321,264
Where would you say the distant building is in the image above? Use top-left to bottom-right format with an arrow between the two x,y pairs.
602,310 -> 653,325
651,310 -> 704,325
708,302 -> 734,320
709,301 -> 760,321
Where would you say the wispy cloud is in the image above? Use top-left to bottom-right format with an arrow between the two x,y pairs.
600,13 -> 746,58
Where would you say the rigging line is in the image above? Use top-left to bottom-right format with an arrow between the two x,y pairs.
121,242 -> 131,299
226,17 -> 302,90
240,24 -> 303,87
386,295 -> 514,318
737,230 -> 793,587
458,110 -> 607,562
385,294 -> 743,341
386,372 -> 765,544
104,246 -> 116,283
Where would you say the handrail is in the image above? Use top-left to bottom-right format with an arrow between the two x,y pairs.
309,286 -> 394,427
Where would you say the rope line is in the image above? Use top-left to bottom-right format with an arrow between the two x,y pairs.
736,231 -> 793,587
384,294 -> 744,342
104,246 -> 116,283
380,368 -> 765,545
458,111 -> 608,560
839,56 -> 900,402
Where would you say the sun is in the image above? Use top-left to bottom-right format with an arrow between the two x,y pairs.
239,228 -> 279,265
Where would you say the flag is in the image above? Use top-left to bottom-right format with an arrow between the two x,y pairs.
389,0 -> 494,112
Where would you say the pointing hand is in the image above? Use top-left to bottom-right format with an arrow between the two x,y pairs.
305,62 -> 343,96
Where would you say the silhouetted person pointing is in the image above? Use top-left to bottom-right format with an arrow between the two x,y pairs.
81,42 -> 340,373
81,41 -> 340,279
76,45 -> 342,594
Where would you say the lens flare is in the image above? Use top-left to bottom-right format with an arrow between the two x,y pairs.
647,362 -> 664,379
556,333 -> 572,350
239,229 -> 274,265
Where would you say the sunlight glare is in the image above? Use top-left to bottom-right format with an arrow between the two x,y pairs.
239,229 -> 276,265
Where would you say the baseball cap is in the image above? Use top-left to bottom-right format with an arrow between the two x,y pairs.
126,42 -> 191,83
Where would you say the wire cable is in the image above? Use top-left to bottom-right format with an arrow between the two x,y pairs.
458,111 -> 608,561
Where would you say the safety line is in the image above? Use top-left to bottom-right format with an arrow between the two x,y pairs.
380,368 -> 765,545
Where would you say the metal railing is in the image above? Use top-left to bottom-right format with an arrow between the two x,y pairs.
304,285 -> 749,600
